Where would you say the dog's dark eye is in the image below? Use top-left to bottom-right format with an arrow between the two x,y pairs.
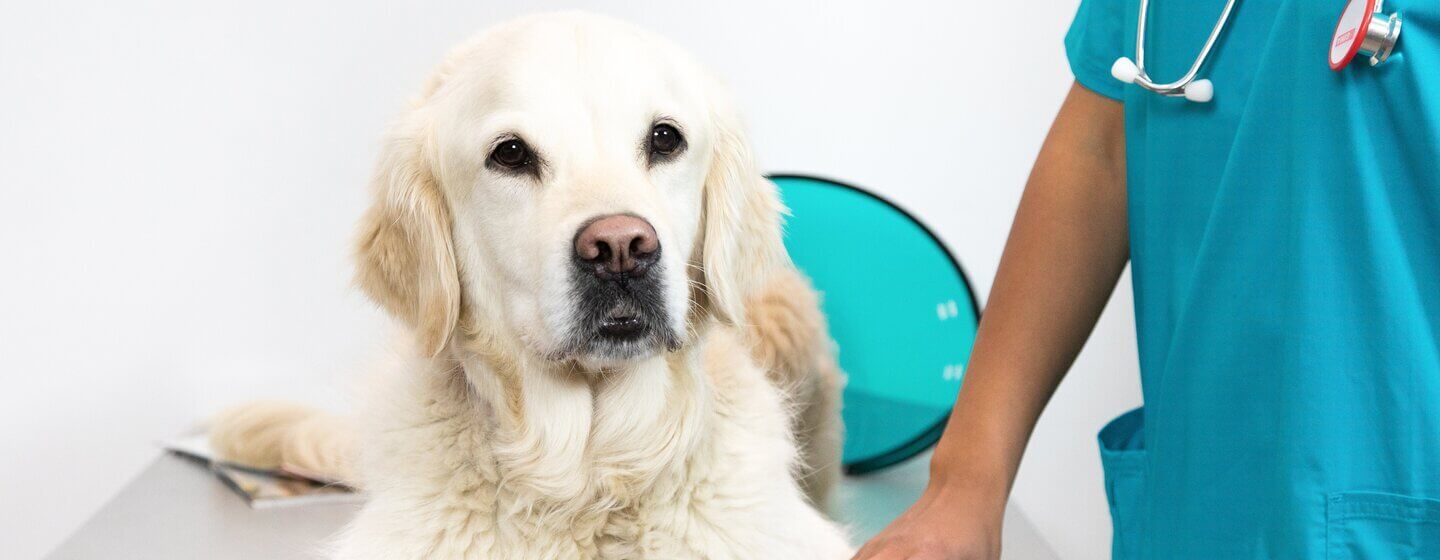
489,138 -> 533,171
647,123 -> 685,163
650,124 -> 682,155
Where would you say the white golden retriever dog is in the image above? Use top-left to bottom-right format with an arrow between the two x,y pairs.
210,11 -> 852,560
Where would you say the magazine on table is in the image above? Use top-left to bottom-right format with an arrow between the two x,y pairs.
163,434 -> 363,509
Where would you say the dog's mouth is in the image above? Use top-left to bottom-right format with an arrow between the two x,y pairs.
597,303 -> 648,340
559,265 -> 680,363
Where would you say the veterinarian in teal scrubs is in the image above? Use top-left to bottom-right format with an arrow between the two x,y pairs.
855,2 -> 1440,559
1079,1 -> 1440,557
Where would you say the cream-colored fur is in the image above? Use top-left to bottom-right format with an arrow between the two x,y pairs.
210,401 -> 358,484
211,12 -> 849,559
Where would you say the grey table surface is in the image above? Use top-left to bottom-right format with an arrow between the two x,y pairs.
48,451 -> 1059,559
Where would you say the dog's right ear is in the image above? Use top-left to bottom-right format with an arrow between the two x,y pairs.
354,115 -> 461,357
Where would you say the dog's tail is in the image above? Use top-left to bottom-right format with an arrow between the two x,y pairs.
208,401 -> 359,487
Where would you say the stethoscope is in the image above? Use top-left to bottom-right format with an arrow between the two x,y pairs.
1110,0 -> 1404,103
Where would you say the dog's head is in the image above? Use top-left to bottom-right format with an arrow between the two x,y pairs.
355,13 -> 786,369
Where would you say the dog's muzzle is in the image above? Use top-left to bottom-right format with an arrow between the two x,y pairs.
565,214 -> 679,360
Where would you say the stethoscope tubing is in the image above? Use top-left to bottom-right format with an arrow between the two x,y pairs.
1130,0 -> 1241,96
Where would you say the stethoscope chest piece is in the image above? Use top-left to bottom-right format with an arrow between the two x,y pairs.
1331,0 -> 1403,70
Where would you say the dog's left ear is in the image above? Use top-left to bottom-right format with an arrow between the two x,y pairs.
699,94 -> 789,326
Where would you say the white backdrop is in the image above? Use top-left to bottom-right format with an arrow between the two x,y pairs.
0,1 -> 1142,558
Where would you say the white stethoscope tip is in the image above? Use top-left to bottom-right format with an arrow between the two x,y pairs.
1111,57 -> 1140,84
1183,79 -> 1214,103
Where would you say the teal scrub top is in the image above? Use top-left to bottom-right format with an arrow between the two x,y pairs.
1066,1 -> 1440,558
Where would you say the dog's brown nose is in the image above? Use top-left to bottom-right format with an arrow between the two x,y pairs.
574,215 -> 660,275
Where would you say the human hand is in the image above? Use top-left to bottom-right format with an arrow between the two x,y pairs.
849,481 -> 1003,560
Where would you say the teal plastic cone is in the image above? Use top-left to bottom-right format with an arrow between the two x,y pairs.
772,175 -> 980,474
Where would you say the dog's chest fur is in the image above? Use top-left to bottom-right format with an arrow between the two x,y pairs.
330,328 -> 849,560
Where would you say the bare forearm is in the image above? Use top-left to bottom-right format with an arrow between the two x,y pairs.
850,83 -> 1126,560
929,83 -> 1128,511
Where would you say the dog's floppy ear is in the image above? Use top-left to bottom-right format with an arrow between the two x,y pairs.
354,115 -> 461,356
699,95 -> 789,326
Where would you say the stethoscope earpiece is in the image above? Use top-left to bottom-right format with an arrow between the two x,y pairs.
1111,57 -> 1141,84
1183,80 -> 1214,103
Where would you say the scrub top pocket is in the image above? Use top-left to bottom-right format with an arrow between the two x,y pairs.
1327,492 -> 1440,559
1099,407 -> 1147,560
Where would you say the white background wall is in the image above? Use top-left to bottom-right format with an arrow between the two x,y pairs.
0,1 -> 1141,558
